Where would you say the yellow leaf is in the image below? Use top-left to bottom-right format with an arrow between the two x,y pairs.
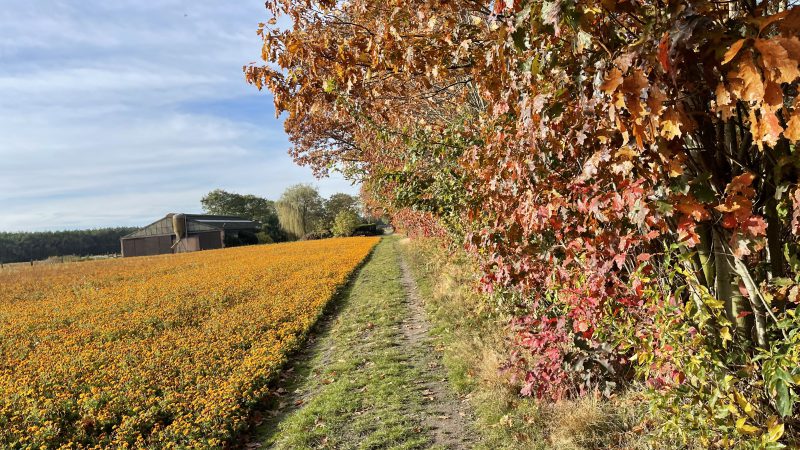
785,112 -> 800,143
736,417 -> 760,435
766,416 -> 784,442
720,326 -> 732,347
660,109 -> 683,140
734,391 -> 755,418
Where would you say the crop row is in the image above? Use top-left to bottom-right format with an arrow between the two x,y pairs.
0,237 -> 379,448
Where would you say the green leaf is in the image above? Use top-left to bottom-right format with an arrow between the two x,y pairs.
774,379 -> 793,417
772,277 -> 794,287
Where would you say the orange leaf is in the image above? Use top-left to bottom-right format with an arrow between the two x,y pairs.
785,112 -> 800,142
759,111 -> 784,147
600,67 -> 623,94
779,36 -> 800,62
737,57 -> 765,102
658,33 -> 671,72
722,39 -> 747,65
756,10 -> 790,34
676,196 -> 711,221
755,38 -> 800,84
727,172 -> 755,195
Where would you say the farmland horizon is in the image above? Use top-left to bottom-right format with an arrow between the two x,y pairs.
0,0 -> 356,232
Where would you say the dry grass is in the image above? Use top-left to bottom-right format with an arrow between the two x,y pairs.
399,237 -> 659,450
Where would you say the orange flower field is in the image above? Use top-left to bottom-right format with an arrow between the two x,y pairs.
0,237 -> 379,448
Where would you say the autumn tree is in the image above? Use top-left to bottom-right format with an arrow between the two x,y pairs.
248,1 -> 800,444
331,210 -> 360,237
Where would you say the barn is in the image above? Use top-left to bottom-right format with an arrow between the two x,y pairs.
120,213 -> 260,257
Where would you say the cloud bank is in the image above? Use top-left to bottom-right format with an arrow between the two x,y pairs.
0,0 -> 356,231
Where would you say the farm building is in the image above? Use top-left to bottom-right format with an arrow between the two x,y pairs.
120,214 -> 259,257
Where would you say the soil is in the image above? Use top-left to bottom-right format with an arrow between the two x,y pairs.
397,250 -> 477,449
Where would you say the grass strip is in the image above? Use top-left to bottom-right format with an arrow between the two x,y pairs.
255,237 -> 435,450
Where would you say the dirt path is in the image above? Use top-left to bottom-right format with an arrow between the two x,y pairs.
242,237 -> 477,449
396,249 -> 477,449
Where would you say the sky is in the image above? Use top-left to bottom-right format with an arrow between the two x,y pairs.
0,1 -> 357,232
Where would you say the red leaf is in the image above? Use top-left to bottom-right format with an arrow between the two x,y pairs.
658,33 -> 671,72
677,217 -> 701,247
743,216 -> 767,237
738,279 -> 750,297
721,214 -> 738,229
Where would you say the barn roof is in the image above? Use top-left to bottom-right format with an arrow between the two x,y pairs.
122,214 -> 260,239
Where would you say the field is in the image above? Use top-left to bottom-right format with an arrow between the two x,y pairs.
0,237 -> 378,448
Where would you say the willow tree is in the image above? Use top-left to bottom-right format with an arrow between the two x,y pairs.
276,184 -> 324,240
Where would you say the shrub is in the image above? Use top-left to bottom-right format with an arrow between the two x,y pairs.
249,1 -> 800,445
332,211 -> 360,237
255,231 -> 274,244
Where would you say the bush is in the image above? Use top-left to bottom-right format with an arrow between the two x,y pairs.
255,231 -> 274,244
250,2 -> 800,446
332,211 -> 360,237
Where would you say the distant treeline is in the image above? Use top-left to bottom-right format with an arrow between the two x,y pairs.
0,228 -> 136,264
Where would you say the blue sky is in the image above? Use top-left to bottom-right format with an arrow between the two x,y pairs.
0,1 -> 357,231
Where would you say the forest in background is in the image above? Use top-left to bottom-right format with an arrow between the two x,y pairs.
0,186 -> 370,264
0,228 -> 136,264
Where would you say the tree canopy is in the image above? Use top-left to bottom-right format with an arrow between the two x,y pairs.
0,228 -> 136,264
276,184 -> 326,240
323,193 -> 361,228
201,189 -> 285,242
248,1 -> 800,444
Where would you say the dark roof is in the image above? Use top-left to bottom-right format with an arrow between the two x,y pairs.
182,215 -> 261,231
122,214 -> 260,239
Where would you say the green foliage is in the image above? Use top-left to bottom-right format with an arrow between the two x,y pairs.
332,210 -> 360,237
276,184 -> 325,240
0,228 -> 136,263
323,193 -> 361,230
201,189 -> 285,242
255,231 -> 274,244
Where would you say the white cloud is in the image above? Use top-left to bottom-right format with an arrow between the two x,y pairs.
0,0 -> 357,231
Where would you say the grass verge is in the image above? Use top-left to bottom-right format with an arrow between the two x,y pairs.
397,237 -> 649,450
251,237 -> 436,450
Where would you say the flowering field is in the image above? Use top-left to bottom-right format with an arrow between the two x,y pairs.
0,237 -> 378,448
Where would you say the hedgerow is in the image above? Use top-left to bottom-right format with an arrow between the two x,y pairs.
248,1 -> 800,446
